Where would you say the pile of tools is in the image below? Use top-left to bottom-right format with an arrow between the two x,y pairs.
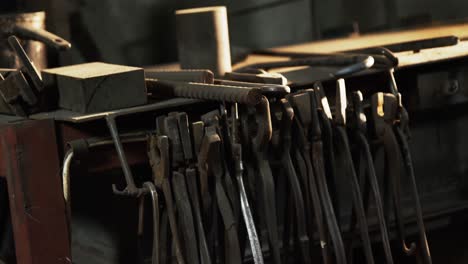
123,55 -> 431,264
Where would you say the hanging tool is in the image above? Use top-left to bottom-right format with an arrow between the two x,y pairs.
348,91 -> 394,264
333,79 -> 375,264
287,92 -> 332,264
313,83 -> 342,223
200,108 -> 241,227
272,98 -> 312,264
394,125 -> 432,264
199,125 -> 243,264
292,88 -> 346,264
242,96 -> 282,264
231,103 -> 264,264
370,92 -> 417,257
372,92 -> 432,263
382,52 -> 431,263
148,135 -> 186,264
176,113 -> 212,264
164,115 -> 200,264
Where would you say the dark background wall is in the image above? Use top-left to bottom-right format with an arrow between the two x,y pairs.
2,0 -> 468,66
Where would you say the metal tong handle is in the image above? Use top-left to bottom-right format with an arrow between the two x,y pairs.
334,80 -> 375,264
231,103 -> 264,264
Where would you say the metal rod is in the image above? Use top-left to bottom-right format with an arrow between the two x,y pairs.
62,133 -> 148,213
105,115 -> 139,195
139,182 -> 160,264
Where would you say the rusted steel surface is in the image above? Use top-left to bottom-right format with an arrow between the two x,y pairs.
0,119 -> 71,264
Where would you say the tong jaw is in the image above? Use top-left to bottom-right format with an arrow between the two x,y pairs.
148,134 -> 171,188
334,78 -> 347,126
349,90 -> 367,133
370,92 -> 399,138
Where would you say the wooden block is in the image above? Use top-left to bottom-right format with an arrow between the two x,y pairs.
176,6 -> 232,77
42,62 -> 147,113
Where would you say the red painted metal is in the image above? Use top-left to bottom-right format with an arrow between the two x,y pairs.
0,119 -> 71,264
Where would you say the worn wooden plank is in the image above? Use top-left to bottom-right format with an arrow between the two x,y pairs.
270,22 -> 468,54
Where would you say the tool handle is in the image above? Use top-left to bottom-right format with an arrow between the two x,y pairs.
146,79 -> 263,105
13,24 -> 71,51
